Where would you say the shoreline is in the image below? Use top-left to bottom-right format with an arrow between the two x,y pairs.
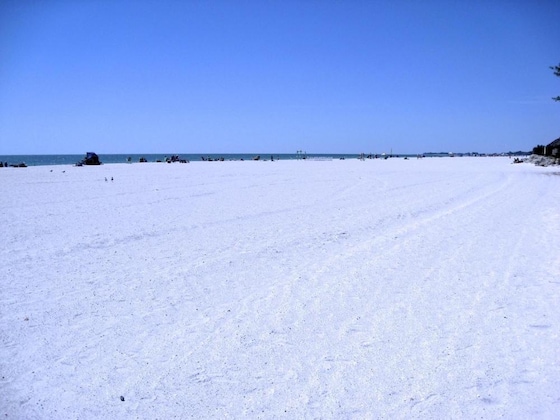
0,152 -> 532,168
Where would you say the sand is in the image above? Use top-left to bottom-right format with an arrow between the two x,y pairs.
1,157 -> 559,418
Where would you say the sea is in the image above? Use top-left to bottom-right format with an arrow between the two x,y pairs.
0,152 -> 432,167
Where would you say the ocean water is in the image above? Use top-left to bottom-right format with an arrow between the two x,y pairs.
0,153 -> 421,167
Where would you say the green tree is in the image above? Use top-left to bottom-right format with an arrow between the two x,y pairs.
552,63 -> 560,101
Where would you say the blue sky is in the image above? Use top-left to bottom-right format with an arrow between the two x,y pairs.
1,0 -> 559,154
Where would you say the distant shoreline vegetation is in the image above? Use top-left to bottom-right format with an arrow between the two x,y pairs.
0,151 -> 531,167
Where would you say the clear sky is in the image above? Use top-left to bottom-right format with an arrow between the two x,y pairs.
1,0 -> 559,155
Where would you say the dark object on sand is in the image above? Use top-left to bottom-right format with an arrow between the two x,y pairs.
166,155 -> 189,163
80,152 -> 102,165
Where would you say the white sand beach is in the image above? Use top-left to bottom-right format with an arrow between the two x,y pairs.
1,157 -> 559,418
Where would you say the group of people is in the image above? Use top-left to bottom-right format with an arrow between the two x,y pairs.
166,155 -> 189,163
136,155 -> 190,163
0,161 -> 26,167
200,156 -> 225,161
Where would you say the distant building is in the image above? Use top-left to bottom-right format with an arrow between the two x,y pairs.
545,137 -> 560,157
533,137 -> 560,157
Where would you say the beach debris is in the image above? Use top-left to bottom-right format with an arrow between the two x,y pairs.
120,396 -> 125,402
